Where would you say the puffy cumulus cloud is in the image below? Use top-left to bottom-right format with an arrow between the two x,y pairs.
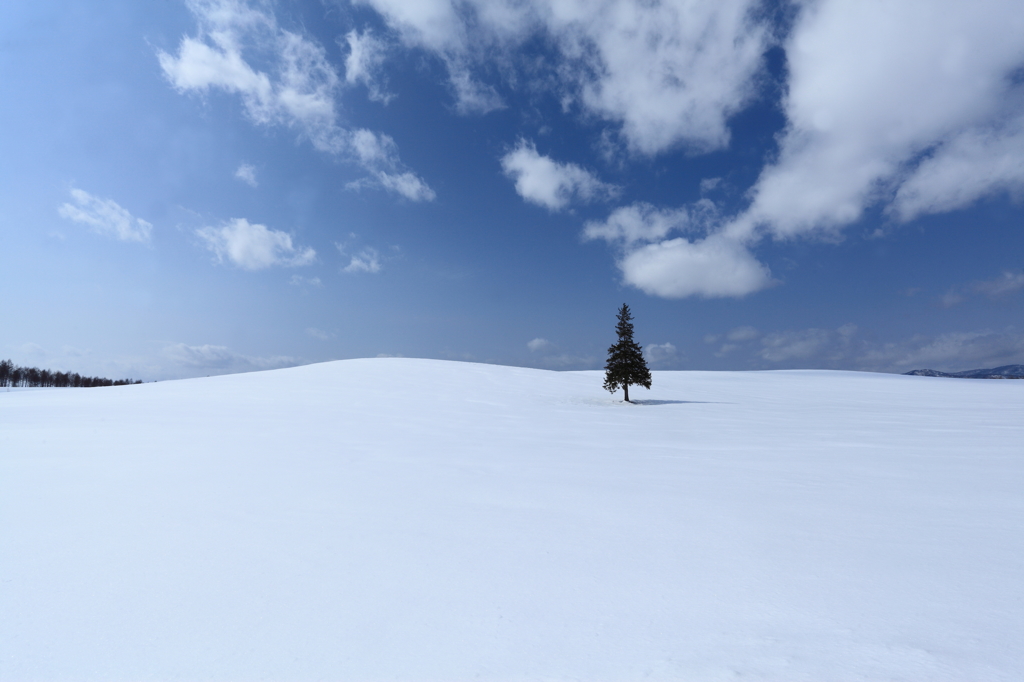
343,29 -> 393,103
611,0 -> 1024,302
159,0 -> 432,200
527,337 -> 552,352
162,342 -> 299,376
58,188 -> 152,243
618,233 -> 773,299
584,200 -> 773,298
727,0 -> 1024,242
501,139 -> 618,211
356,0 -> 768,152
644,342 -> 678,367
196,218 -> 316,270
234,162 -> 257,186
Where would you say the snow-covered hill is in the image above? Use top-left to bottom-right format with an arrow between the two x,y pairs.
2,359 -> 1022,681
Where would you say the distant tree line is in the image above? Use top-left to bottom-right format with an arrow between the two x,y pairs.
0,359 -> 142,388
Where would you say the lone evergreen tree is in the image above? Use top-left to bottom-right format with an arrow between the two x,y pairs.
603,303 -> 652,402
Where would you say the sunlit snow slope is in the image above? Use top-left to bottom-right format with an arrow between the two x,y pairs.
2,359 -> 1022,681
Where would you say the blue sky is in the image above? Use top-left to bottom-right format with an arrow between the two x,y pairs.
2,0 -> 1023,380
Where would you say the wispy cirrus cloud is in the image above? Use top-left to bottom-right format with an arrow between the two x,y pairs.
58,188 -> 152,243
158,0 -> 433,200
289,274 -> 322,287
305,327 -> 331,340
939,269 -> 1024,307
972,270 -> 1024,297
343,29 -> 393,104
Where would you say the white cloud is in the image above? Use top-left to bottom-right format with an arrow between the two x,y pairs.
343,29 -> 393,103
699,177 -> 722,194
197,218 -> 316,270
527,337 -> 551,352
289,275 -> 322,287
305,327 -> 330,340
892,114 -> 1024,221
344,129 -> 436,200
447,66 -> 504,115
163,342 -> 298,375
160,0 -> 433,200
724,323 -> 1024,372
374,171 -> 437,202
158,0 -> 337,147
940,290 -> 967,308
618,233 -> 773,299
500,139 -> 618,211
234,163 -> 258,187
859,329 -> 1024,373
584,200 -> 772,299
973,270 -> 1024,297
726,326 -> 759,342
58,188 -> 152,243
342,247 -> 382,274
759,328 -> 834,363
938,269 -> 1024,307
531,353 -> 599,370
583,203 -> 691,245
602,0 -> 1024,302
644,342 -> 678,366
358,0 -> 768,153
725,0 -> 1024,242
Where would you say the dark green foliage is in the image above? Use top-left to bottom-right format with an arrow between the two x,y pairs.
0,358 -> 141,388
603,304 -> 652,402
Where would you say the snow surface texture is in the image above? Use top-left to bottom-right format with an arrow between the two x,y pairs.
2,359 -> 1022,681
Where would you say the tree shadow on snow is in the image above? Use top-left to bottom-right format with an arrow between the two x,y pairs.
627,399 -> 714,406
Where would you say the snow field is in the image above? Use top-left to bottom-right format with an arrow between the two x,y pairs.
1,359 -> 1022,680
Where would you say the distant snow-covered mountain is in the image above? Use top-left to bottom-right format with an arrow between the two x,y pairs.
904,364 -> 1024,378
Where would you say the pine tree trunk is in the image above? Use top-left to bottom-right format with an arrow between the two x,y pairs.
624,384 -> 630,402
